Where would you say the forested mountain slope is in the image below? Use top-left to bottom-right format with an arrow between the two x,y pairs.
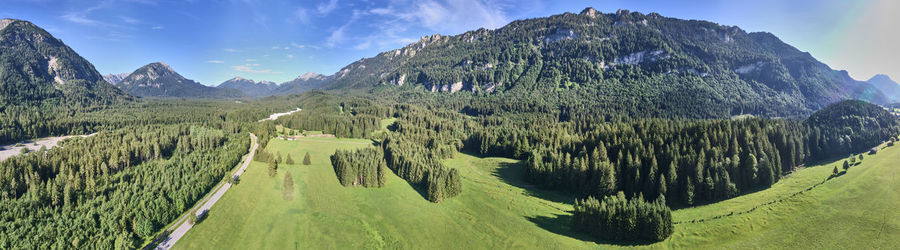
325,8 -> 887,118
0,18 -> 133,144
0,18 -> 131,108
117,62 -> 243,98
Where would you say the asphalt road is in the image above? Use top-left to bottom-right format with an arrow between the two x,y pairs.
152,133 -> 258,250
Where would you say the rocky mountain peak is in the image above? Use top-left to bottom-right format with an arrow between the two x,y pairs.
580,7 -> 600,18
0,18 -> 19,31
146,62 -> 175,72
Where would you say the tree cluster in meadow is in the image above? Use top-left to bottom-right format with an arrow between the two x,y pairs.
573,192 -> 673,242
275,96 -> 384,138
331,148 -> 387,188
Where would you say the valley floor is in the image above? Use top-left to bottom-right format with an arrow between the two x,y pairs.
175,136 -> 900,249
0,133 -> 96,161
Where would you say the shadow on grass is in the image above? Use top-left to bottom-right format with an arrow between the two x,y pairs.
526,213 -> 658,246
492,161 -> 576,205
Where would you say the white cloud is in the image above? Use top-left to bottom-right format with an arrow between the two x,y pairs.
246,58 -> 257,62
354,41 -> 372,50
120,16 -> 140,24
151,25 -> 164,30
287,54 -> 294,59
291,42 -> 321,50
326,25 -> 348,47
293,8 -> 311,24
317,0 -> 339,14
232,65 -> 282,74
325,10 -> 365,47
60,2 -> 115,27
224,48 -> 241,52
370,0 -> 510,33
207,60 -> 225,64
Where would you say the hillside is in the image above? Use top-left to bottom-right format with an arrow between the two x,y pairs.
217,76 -> 277,97
867,74 -> 900,103
117,62 -> 243,98
325,8 -> 887,118
0,18 -> 131,108
805,99 -> 899,155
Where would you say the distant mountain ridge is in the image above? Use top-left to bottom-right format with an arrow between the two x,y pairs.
216,76 -> 278,97
0,18 -> 131,107
117,62 -> 243,98
866,74 -> 900,103
322,7 -> 889,118
271,72 -> 331,96
103,73 -> 129,85
214,73 -> 330,97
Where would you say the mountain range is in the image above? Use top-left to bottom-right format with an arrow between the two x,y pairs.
214,72 -> 330,97
269,72 -> 331,96
324,7 -> 890,118
216,76 -> 277,97
116,62 -> 243,98
0,18 -> 130,108
3,8 -> 900,114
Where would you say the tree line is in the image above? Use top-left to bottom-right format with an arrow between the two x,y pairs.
0,124 -> 249,249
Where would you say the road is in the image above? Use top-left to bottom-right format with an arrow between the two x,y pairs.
151,133 -> 258,250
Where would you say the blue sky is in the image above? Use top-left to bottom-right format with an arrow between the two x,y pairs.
4,0 -> 897,85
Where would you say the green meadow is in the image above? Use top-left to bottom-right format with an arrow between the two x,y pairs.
177,136 -> 900,249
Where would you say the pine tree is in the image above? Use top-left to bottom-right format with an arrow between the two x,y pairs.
303,152 -> 311,165
285,154 -> 295,165
268,159 -> 278,177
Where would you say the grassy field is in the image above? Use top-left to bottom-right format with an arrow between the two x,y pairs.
176,136 -> 900,249
175,136 -> 600,249
655,142 -> 900,248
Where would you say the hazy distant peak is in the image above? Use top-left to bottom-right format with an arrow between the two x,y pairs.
868,74 -> 894,83
295,72 -> 325,81
103,73 -> 130,85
